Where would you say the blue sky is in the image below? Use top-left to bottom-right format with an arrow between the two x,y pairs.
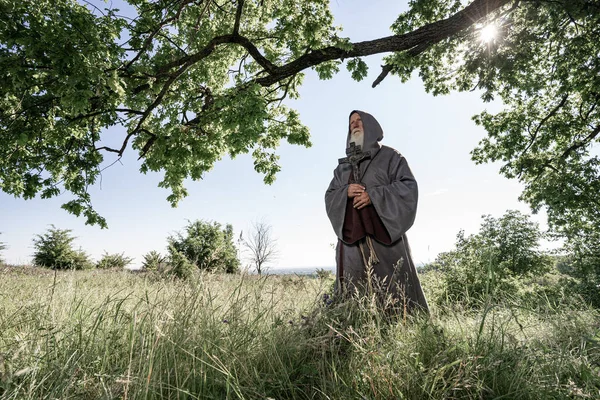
0,0 -> 547,269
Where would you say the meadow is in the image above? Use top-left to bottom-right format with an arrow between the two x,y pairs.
0,266 -> 599,399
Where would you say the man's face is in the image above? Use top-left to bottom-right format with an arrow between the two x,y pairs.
350,113 -> 363,135
349,113 -> 364,148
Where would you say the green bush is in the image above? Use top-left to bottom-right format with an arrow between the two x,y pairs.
552,252 -> 600,307
315,268 -> 333,279
517,272 -> 578,309
427,210 -> 553,306
551,210 -> 600,303
32,226 -> 93,270
142,250 -> 166,271
165,245 -> 197,279
0,232 -> 6,266
167,220 -> 240,274
96,252 -> 133,269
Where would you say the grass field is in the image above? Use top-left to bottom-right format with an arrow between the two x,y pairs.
1,266 -> 599,399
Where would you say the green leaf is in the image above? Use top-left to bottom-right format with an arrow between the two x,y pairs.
346,58 -> 368,82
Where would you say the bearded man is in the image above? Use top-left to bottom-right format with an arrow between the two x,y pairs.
325,110 -> 429,314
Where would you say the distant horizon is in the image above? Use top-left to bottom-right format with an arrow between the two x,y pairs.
250,262 -> 427,274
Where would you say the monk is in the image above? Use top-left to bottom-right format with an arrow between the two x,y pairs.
325,110 -> 429,314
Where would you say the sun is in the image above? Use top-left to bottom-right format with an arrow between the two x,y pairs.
479,23 -> 498,43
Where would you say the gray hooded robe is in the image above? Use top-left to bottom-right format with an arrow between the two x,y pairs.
325,110 -> 429,313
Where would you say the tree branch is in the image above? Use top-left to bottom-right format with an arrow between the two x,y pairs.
537,125 -> 600,178
95,146 -> 121,154
154,33 -> 277,76
233,0 -> 244,36
253,0 -> 512,87
123,0 -> 198,71
137,129 -> 157,160
372,65 -> 393,88
523,95 -> 568,156
150,0 -> 511,89
123,0 -> 513,155
233,35 -> 277,74
131,35 -> 233,137
70,108 -> 145,122
560,125 -> 600,160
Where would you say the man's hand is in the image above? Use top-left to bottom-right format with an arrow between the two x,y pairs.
353,191 -> 371,209
347,183 -> 365,198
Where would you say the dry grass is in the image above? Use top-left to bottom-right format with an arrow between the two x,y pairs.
0,266 -> 599,399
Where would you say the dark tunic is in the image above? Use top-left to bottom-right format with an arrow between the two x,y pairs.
343,172 -> 392,245
325,110 -> 429,313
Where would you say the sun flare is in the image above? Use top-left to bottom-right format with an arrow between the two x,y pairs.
480,23 -> 498,43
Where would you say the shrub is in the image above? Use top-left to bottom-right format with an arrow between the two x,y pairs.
142,250 -> 167,271
167,220 -> 240,274
32,225 -> 93,270
315,268 -> 333,279
553,213 -> 600,305
430,210 -> 552,306
165,245 -> 197,279
0,232 -> 6,265
552,252 -> 600,307
96,252 -> 133,269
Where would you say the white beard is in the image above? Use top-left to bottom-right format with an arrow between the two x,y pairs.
349,130 -> 364,149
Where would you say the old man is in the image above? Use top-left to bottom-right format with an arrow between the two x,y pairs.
325,110 -> 429,314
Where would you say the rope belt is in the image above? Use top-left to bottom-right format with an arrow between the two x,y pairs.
358,236 -> 380,267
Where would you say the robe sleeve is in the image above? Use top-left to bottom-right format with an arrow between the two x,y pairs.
366,152 -> 418,243
325,166 -> 349,240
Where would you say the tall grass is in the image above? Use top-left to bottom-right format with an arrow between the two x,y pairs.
0,266 -> 599,399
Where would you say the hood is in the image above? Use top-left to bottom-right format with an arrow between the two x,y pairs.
347,110 -> 383,157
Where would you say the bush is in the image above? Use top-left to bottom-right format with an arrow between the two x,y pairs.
142,250 -> 167,271
167,220 -> 240,274
555,255 -> 600,307
96,252 -> 133,269
0,232 -> 6,265
315,268 -> 333,279
32,225 -> 93,270
429,210 -> 553,306
552,252 -> 600,307
165,245 -> 198,279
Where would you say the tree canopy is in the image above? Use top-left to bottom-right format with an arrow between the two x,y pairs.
1,0 -> 599,264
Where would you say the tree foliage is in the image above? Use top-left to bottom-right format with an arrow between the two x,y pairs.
388,0 -> 600,278
1,0 -> 599,269
167,219 -> 240,273
428,210 -> 552,304
32,225 -> 93,270
0,0 -> 508,226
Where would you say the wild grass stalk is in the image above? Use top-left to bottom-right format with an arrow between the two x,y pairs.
0,267 -> 598,399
